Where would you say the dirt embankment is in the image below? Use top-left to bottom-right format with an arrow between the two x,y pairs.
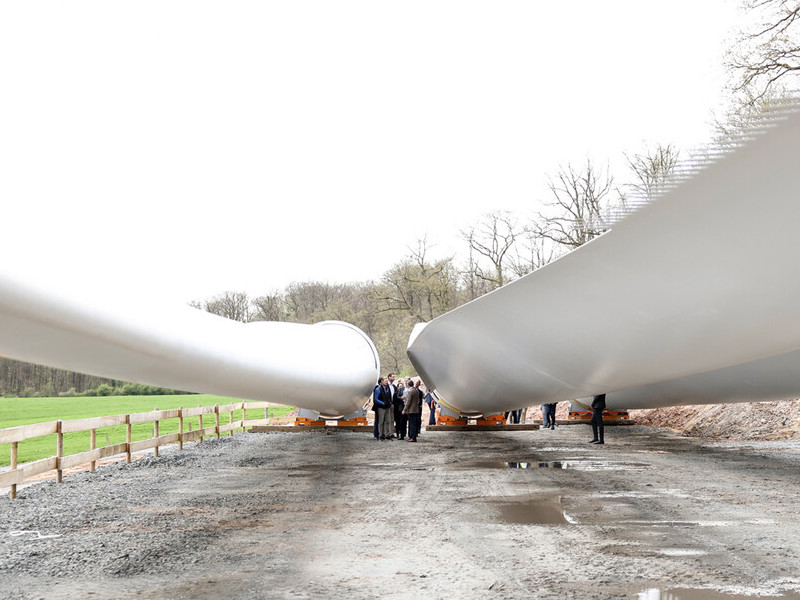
530,399 -> 800,442
629,398 -> 800,441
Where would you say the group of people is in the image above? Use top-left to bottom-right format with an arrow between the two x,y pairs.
371,373 -> 436,442
372,380 -> 608,445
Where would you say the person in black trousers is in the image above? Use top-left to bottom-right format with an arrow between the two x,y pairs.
546,403 -> 557,428
393,380 -> 408,440
589,394 -> 606,444
540,404 -> 551,428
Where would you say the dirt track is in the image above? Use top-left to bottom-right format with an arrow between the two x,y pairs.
3,423 -> 800,599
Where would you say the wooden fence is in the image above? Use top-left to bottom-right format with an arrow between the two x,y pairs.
0,402 -> 275,499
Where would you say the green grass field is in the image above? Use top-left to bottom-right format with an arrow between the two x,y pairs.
0,395 -> 294,467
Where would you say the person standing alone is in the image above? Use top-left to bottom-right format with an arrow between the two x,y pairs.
546,403 -> 557,428
589,394 -> 606,444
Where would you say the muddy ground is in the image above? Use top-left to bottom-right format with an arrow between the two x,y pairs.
3,418 -> 800,600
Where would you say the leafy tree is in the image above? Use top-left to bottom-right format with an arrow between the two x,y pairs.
374,314 -> 418,377
96,383 -> 115,396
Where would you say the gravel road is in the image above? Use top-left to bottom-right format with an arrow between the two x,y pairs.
3,424 -> 800,599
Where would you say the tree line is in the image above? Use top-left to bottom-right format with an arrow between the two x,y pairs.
0,361 -> 187,399
2,1 -> 798,397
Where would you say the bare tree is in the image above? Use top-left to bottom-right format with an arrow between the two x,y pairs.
460,211 -> 522,290
728,0 -> 800,103
201,291 -> 251,322
283,282 -> 343,323
461,246 -> 494,302
714,2 -> 800,147
713,83 -> 795,150
535,160 -> 614,251
623,144 -> 681,204
376,237 -> 459,322
509,225 -> 556,278
251,291 -> 287,322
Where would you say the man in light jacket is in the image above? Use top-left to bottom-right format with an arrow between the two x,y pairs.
402,379 -> 423,442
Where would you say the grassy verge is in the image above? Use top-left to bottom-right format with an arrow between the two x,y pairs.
0,395 -> 294,467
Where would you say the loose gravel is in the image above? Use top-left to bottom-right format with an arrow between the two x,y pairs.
3,425 -> 800,599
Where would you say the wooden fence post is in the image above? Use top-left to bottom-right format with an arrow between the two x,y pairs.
197,404 -> 203,442
215,404 -> 220,439
10,442 -> 18,499
90,429 -> 97,472
126,414 -> 132,464
178,407 -> 184,450
229,406 -> 234,437
153,408 -> 160,458
242,403 -> 247,433
56,420 -> 63,483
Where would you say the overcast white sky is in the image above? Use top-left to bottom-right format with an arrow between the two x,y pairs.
1,1 -> 742,304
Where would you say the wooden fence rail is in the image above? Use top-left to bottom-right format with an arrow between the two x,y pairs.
0,402 -> 274,499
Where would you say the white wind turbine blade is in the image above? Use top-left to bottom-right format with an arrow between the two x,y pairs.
408,105 -> 800,414
0,271 -> 379,417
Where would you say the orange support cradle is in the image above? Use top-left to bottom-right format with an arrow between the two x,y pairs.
294,417 -> 326,426
567,410 -> 630,423
476,414 -> 505,426
336,417 -> 369,426
436,414 -> 468,426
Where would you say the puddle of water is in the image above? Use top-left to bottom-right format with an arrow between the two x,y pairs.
558,460 -> 651,471
655,548 -> 707,557
460,460 -> 650,471
620,520 -> 723,528
595,491 -> 658,499
455,461 -> 540,469
485,494 -> 568,525
638,589 -> 800,599
620,519 -> 774,528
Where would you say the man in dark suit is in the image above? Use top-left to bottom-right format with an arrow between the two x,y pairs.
393,379 -> 408,439
589,394 -> 606,444
403,380 -> 423,442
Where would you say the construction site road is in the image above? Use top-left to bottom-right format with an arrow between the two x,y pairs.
3,423 -> 800,600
